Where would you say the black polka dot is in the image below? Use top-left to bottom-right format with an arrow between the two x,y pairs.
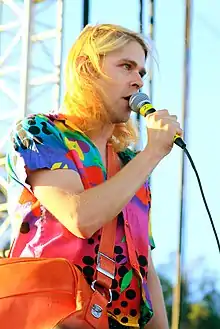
20,222 -> 30,234
113,308 -> 121,315
85,277 -> 93,285
116,254 -> 126,263
98,235 -> 101,241
95,244 -> 99,254
28,126 -> 40,135
140,267 -> 146,278
138,255 -> 148,267
35,136 -> 43,144
112,290 -> 120,301
118,265 -> 129,277
130,309 -> 137,317
121,317 -> 128,324
82,256 -> 94,266
111,279 -> 118,289
121,301 -> 128,308
125,289 -> 136,300
40,121 -> 52,135
82,266 -> 94,277
114,246 -> 123,254
88,238 -> 94,245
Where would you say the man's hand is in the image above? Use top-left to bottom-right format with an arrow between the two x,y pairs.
145,109 -> 183,159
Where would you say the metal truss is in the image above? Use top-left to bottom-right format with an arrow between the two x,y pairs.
0,0 -> 64,251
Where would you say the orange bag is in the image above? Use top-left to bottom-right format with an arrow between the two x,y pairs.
0,144 -> 119,329
0,257 -> 110,329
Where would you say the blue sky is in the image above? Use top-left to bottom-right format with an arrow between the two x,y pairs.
1,0 -> 220,289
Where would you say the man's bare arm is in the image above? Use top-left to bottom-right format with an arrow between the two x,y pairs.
28,148 -> 161,239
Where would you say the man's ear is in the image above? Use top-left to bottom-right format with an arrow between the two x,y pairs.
76,56 -> 97,77
75,55 -> 88,72
76,55 -> 100,78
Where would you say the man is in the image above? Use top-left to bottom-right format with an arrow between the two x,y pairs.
7,24 -> 182,328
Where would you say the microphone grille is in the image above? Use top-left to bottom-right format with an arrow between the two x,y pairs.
129,92 -> 151,112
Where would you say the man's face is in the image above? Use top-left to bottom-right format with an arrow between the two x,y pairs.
96,40 -> 146,124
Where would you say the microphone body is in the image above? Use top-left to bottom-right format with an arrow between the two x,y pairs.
129,93 -> 186,149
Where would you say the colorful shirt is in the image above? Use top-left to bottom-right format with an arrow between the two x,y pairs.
7,113 -> 155,328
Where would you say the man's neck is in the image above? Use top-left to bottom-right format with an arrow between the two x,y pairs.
88,124 -> 115,153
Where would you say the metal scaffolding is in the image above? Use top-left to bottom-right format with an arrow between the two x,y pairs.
0,0 -> 64,250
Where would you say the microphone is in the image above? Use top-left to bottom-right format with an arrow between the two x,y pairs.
129,92 -> 186,149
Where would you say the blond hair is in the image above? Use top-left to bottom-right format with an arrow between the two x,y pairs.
62,23 -> 149,152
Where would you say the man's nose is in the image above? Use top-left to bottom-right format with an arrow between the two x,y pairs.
130,73 -> 144,90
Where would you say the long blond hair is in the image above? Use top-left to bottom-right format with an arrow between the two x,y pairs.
63,24 -> 149,152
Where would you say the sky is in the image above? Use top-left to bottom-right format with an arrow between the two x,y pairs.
0,0 -> 220,292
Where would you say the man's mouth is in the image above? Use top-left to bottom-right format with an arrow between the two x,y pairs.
123,96 -> 131,102
122,96 -> 132,112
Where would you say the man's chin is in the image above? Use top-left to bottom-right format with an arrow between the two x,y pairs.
111,113 -> 131,124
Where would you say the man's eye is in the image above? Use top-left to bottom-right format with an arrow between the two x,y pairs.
123,63 -> 132,70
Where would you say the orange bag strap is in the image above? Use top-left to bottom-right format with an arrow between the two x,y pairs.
93,143 -> 120,295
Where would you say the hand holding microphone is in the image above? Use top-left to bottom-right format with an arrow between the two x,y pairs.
129,92 -> 186,158
129,94 -> 220,255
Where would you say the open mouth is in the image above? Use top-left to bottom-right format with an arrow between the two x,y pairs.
123,96 -> 131,102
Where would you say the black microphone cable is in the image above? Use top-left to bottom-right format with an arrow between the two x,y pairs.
129,92 -> 220,254
183,147 -> 220,253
